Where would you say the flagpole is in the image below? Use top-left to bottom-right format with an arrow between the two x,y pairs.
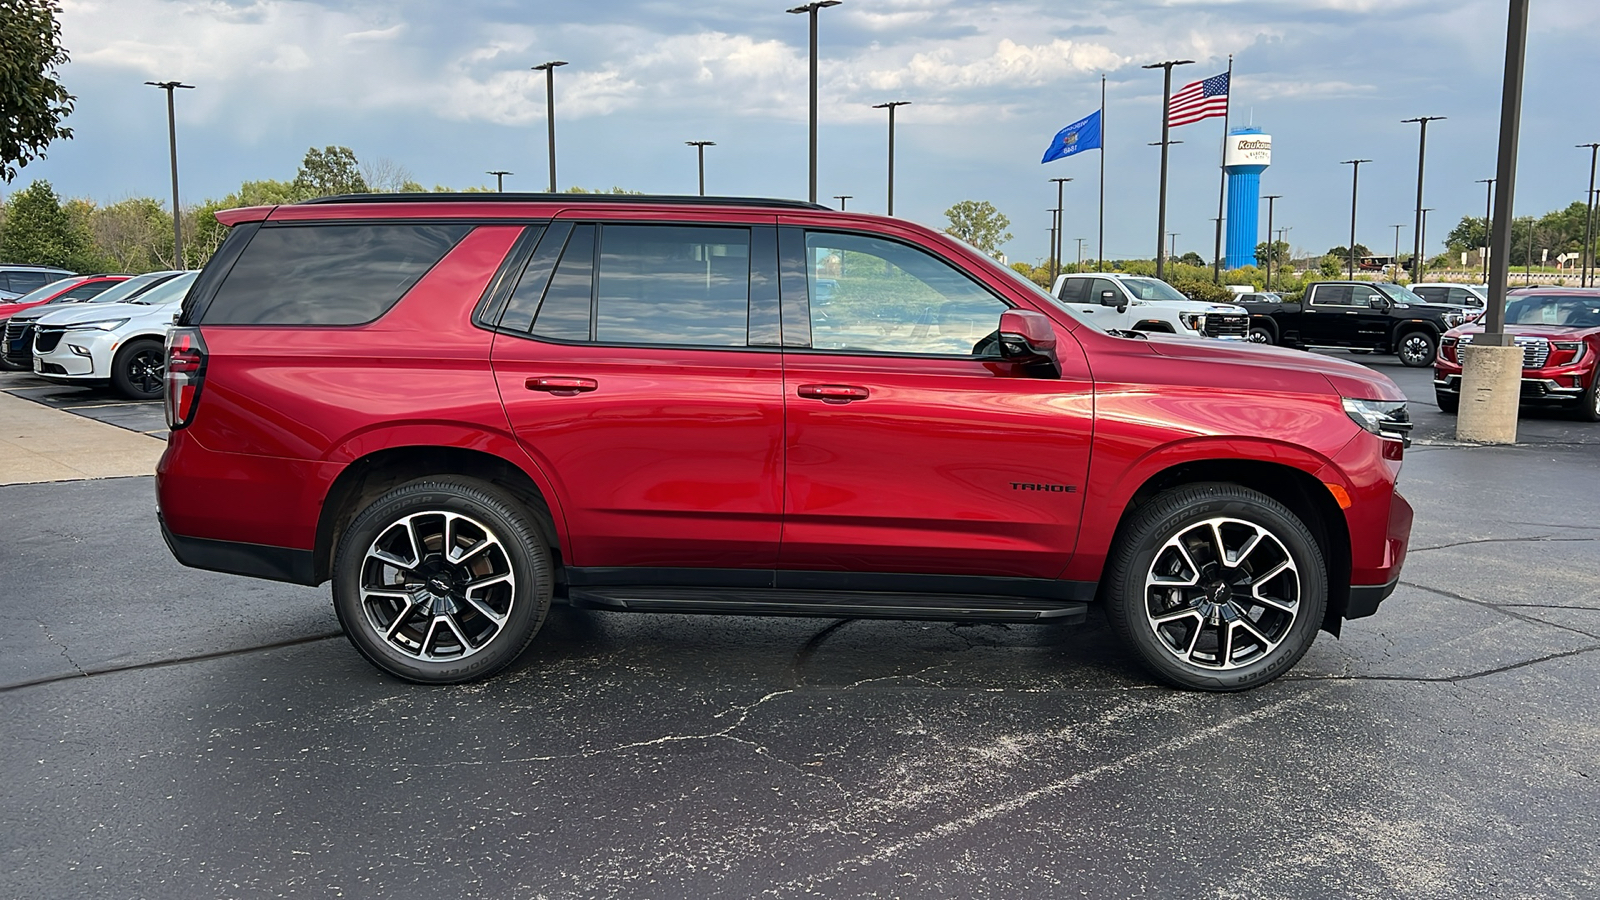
1212,54 -> 1233,283
1099,73 -> 1106,269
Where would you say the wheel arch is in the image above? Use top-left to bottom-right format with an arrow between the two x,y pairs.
1095,456 -> 1353,635
1132,319 -> 1176,333
313,444 -> 566,586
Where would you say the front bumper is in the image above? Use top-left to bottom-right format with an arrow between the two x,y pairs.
1433,373 -> 1585,403
32,328 -> 115,380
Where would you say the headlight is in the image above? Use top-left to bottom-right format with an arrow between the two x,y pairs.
64,318 -> 128,331
1552,340 -> 1586,362
1443,312 -> 1465,328
1178,312 -> 1205,331
1343,398 -> 1412,446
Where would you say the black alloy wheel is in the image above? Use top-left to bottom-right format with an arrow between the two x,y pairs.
111,338 -> 166,400
1103,483 -> 1327,691
1247,326 -> 1275,345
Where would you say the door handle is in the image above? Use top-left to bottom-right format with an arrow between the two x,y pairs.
797,383 -> 870,403
526,376 -> 598,395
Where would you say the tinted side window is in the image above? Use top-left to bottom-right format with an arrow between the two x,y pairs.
8,272 -> 55,293
1411,286 -> 1445,303
1350,285 -> 1382,307
532,225 -> 596,341
595,225 -> 750,347
56,283 -> 109,301
1056,277 -> 1088,304
804,231 -> 1006,355
1092,278 -> 1121,304
203,223 -> 471,325
1312,285 -> 1353,306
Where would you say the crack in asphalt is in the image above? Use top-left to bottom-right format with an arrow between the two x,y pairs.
1411,536 -> 1598,552
0,631 -> 344,694
1288,643 -> 1600,684
1400,580 -> 1600,641
34,618 -> 87,679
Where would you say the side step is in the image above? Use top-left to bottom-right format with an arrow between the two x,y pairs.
567,587 -> 1089,624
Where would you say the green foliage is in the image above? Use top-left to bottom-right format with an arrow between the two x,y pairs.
292,146 -> 369,197
1010,260 -> 1054,288
943,200 -> 1012,260
1255,240 -> 1291,268
1319,255 -> 1343,277
0,1 -> 74,183
564,186 -> 642,194
0,179 -> 97,269
1447,203 -> 1598,266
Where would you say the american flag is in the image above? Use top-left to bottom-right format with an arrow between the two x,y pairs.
1167,71 -> 1230,127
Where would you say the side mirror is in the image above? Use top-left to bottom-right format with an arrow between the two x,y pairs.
997,309 -> 1061,378
1367,296 -> 1386,309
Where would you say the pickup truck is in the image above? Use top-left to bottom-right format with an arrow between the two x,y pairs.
1237,281 -> 1468,367
1051,273 -> 1251,339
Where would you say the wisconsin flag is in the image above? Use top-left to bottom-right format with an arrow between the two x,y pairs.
1042,110 -> 1102,163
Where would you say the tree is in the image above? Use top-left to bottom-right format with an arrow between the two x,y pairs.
89,197 -> 173,272
361,157 -> 417,193
1176,251 -> 1205,267
943,200 -> 1012,260
0,1 -> 75,183
292,146 -> 369,197
0,179 -> 95,269
1255,240 -> 1291,268
1325,244 -> 1371,260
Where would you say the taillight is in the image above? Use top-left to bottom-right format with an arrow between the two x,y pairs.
165,327 -> 207,429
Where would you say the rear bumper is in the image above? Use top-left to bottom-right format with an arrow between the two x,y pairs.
160,513 -> 320,586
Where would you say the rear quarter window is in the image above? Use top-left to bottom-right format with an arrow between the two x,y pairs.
200,223 -> 472,325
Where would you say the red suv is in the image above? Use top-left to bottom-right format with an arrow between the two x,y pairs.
1435,287 -> 1600,421
156,194 -> 1414,691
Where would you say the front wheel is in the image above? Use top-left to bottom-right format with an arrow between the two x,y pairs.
332,477 -> 553,684
1436,392 -> 1459,414
1396,331 -> 1437,367
1103,484 -> 1327,692
111,338 -> 166,400
1247,326 -> 1275,345
1580,377 -> 1600,423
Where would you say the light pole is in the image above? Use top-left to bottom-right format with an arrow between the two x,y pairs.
1420,208 -> 1433,279
1340,159 -> 1371,280
787,1 -> 842,204
145,80 -> 195,268
1390,224 -> 1406,281
1168,232 -> 1179,262
1578,144 -> 1599,287
1049,177 -> 1071,282
685,141 -> 715,196
532,61 -> 568,192
1142,58 -> 1194,280
833,194 -> 851,210
872,101 -> 910,215
1475,177 -> 1495,283
1076,237 -> 1087,271
1048,210 -> 1059,281
1262,195 -> 1281,290
1402,115 -> 1446,282
487,170 -> 512,192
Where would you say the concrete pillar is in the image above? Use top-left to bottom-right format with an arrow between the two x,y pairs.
1455,343 -> 1523,443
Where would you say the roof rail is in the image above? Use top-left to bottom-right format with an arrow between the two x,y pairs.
296,192 -> 833,212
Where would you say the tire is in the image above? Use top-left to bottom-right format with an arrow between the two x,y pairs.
1103,483 -> 1327,692
1396,331 -> 1437,368
1436,392 -> 1459,414
111,338 -> 166,400
1247,325 -> 1275,345
1348,349 -> 1371,355
332,477 -> 554,684
1580,376 -> 1600,423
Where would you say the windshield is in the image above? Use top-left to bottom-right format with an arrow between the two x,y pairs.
1120,277 -> 1190,303
84,271 -> 182,305
1504,295 -> 1600,328
1,276 -> 83,305
122,271 -> 198,306
1376,283 -> 1429,305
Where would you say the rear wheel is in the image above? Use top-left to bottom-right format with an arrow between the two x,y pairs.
111,338 -> 165,400
332,477 -> 553,684
1396,331 -> 1437,367
1104,483 -> 1327,692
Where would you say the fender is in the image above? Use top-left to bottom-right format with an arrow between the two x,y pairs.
323,421 -> 573,552
1061,434 -> 1341,583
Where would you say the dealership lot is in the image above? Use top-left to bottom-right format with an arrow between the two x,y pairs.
2,357 -> 1597,899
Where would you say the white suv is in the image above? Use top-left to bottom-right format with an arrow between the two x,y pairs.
1050,273 -> 1251,339
32,271 -> 198,400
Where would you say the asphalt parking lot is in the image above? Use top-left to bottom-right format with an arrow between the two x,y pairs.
2,357 -> 1597,899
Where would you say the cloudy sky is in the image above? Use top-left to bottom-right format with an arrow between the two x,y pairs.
14,0 -> 1600,264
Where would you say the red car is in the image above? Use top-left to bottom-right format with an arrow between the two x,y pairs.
0,274 -> 132,370
156,194 -> 1414,691
1435,287 -> 1600,421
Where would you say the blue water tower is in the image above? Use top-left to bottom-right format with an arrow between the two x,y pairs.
1223,128 -> 1273,270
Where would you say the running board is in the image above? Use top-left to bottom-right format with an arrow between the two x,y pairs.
567,587 -> 1089,624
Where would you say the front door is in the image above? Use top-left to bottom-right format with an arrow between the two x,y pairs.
777,227 -> 1093,580
491,219 -> 785,571
1303,283 -> 1359,345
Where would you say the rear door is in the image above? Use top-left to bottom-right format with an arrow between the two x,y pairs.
775,225 -> 1093,580
490,216 -> 786,572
